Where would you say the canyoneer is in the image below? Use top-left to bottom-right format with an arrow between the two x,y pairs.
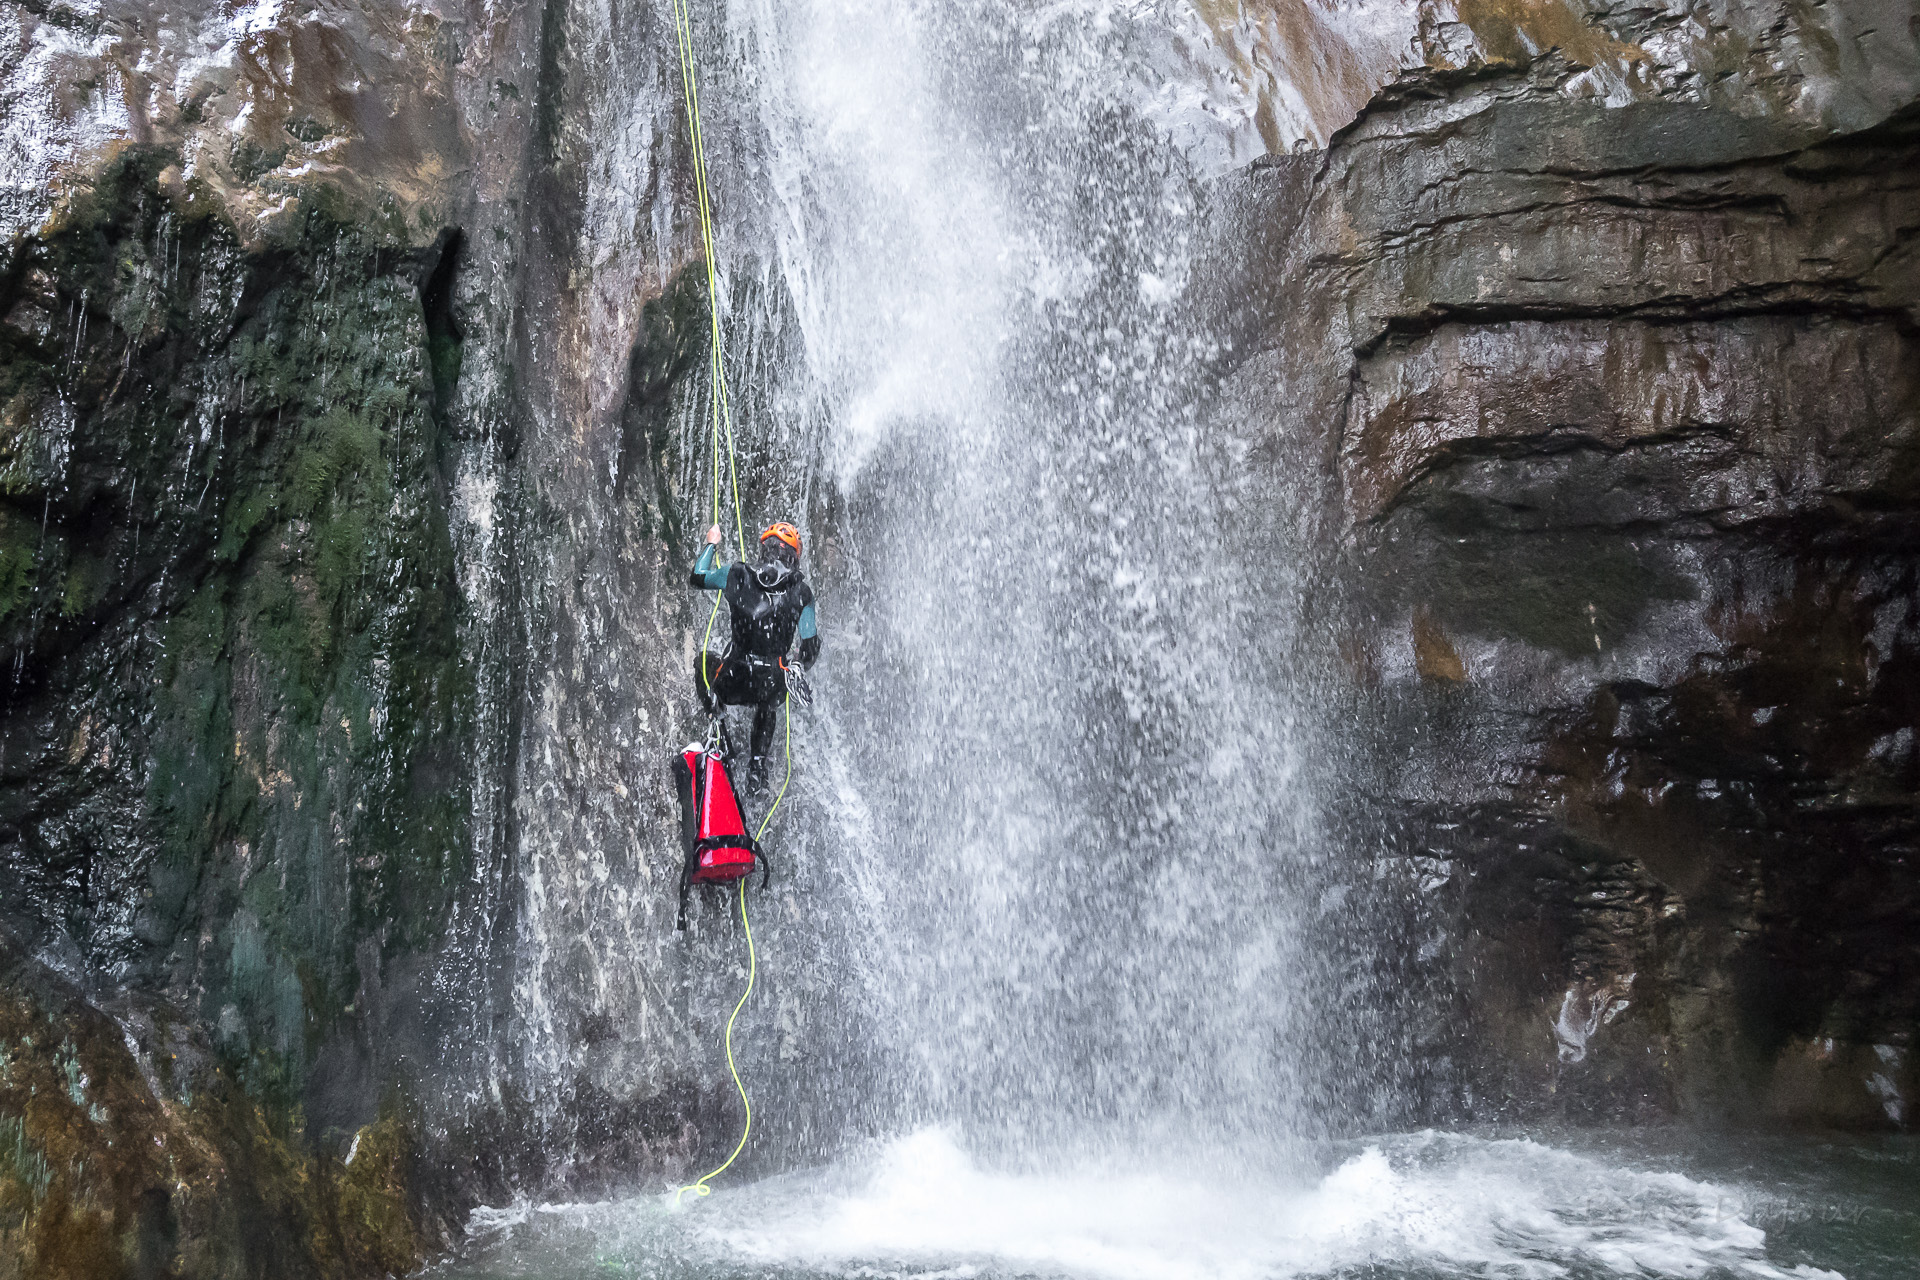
690,520 -> 820,794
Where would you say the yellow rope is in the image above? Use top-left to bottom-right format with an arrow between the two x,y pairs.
668,0 -> 795,1205
669,0 -> 747,560
674,690 -> 789,1204
675,876 -> 757,1203
671,0 -> 746,685
755,686 -> 796,842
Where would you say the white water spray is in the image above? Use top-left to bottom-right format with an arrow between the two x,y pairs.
710,0 -> 1322,1163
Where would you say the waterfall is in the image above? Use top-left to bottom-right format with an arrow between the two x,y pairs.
608,0 -> 1333,1172
482,0 -> 1451,1193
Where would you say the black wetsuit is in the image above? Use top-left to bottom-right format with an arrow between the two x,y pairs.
691,543 -> 819,786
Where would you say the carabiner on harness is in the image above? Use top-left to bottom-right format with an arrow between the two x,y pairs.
704,711 -> 733,761
781,657 -> 814,707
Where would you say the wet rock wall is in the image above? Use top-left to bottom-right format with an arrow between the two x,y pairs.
0,0 -> 791,1259
0,0 -> 735,1261
1218,62 -> 1920,1130
0,143 -> 500,1272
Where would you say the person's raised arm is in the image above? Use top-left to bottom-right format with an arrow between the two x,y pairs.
689,524 -> 729,589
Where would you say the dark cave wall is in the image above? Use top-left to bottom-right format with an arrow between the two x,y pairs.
1219,74 -> 1920,1130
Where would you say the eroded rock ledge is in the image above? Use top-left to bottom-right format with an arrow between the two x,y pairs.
1222,68 -> 1920,1128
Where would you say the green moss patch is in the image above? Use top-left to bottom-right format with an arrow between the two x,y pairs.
0,146 -> 475,1269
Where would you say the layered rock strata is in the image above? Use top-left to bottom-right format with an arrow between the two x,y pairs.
1219,63 -> 1920,1128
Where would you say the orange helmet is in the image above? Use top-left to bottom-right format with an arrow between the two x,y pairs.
759,522 -> 802,556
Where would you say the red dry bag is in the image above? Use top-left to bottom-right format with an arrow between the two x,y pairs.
673,745 -> 768,929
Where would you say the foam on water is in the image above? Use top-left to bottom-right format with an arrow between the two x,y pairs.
444,1129 -> 1851,1280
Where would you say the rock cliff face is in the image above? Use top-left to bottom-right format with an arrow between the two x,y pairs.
0,0 -> 728,1269
1216,52 -> 1920,1128
0,148 -> 483,1272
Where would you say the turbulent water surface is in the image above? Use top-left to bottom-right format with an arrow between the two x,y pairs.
437,1128 -> 1918,1280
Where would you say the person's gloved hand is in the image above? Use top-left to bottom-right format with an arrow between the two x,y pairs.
798,635 -> 820,668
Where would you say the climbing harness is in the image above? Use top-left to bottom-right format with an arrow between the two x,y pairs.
665,0 -> 799,1204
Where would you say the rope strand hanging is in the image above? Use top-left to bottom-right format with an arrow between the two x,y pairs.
667,0 -> 793,1206
669,0 -> 747,690
669,0 -> 746,562
675,691 -> 794,1204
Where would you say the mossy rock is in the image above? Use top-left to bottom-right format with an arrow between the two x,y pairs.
0,148 -> 470,1273
0,935 -> 428,1279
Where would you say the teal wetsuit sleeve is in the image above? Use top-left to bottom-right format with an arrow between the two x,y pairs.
797,603 -> 817,640
690,545 -> 729,590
